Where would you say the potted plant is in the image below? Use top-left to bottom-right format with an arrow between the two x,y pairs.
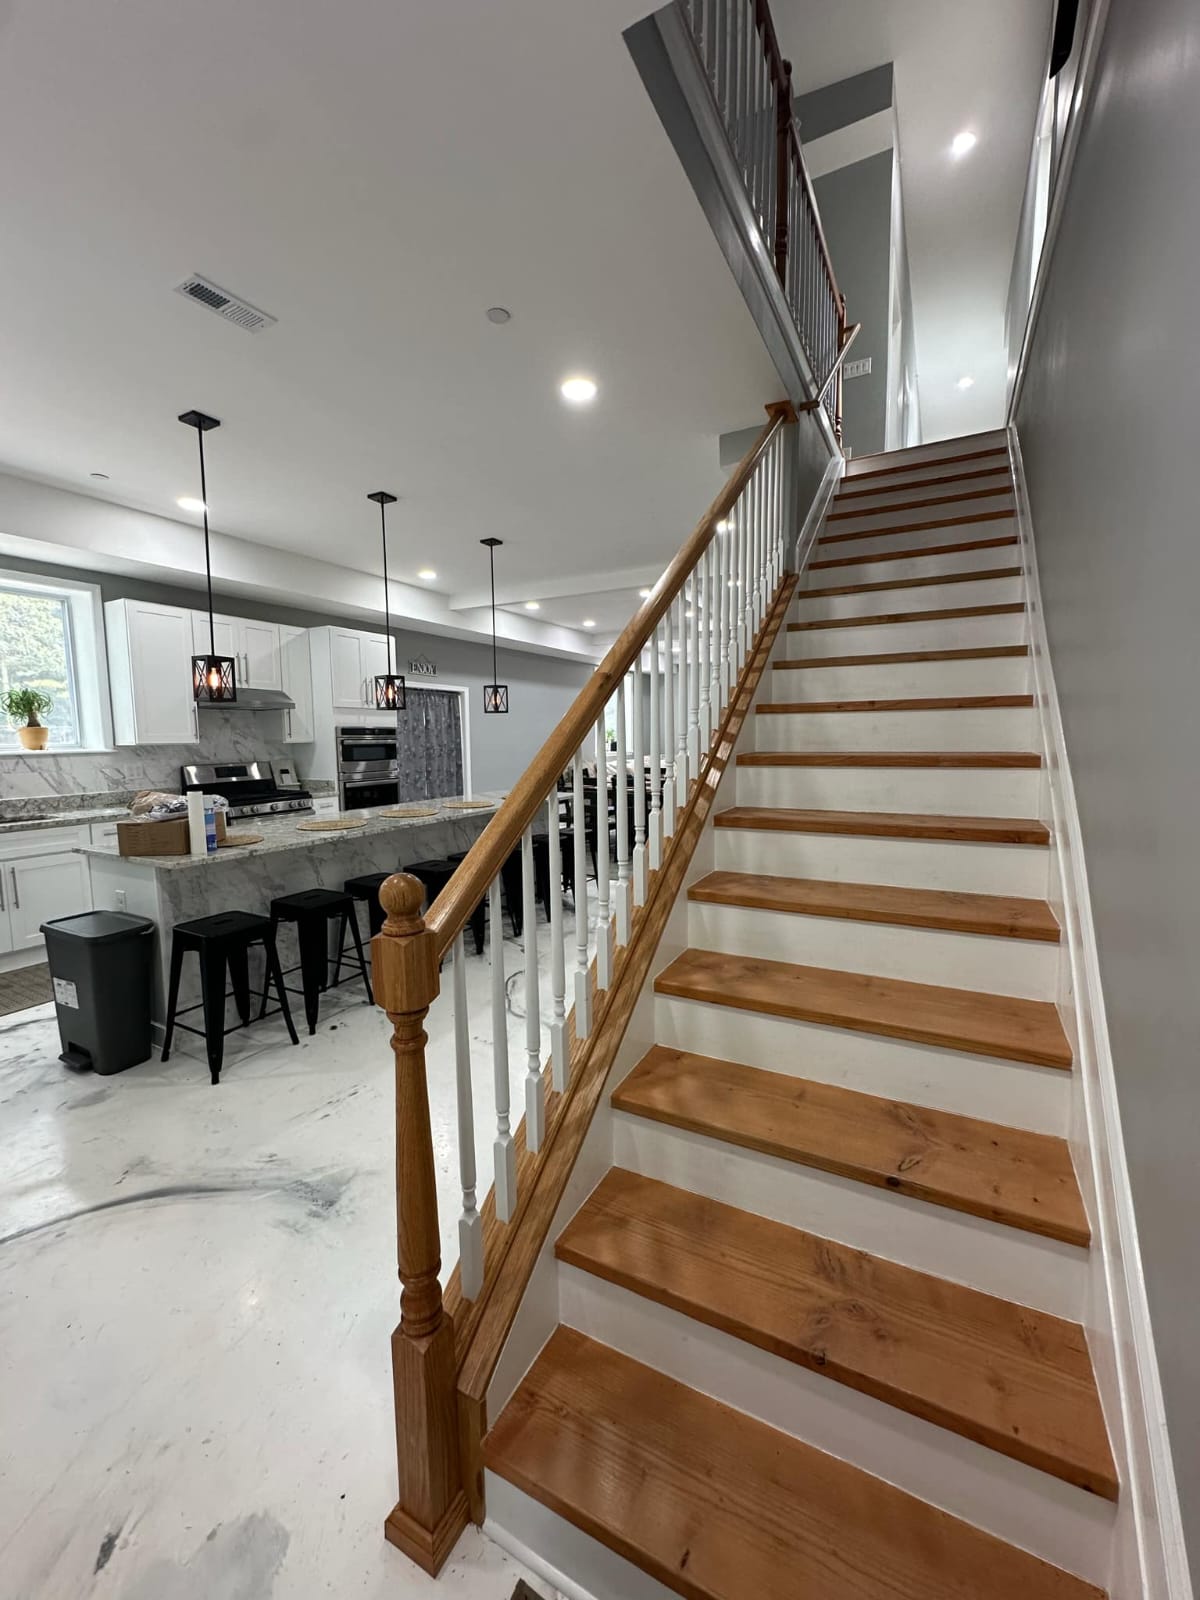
3,686 -> 53,751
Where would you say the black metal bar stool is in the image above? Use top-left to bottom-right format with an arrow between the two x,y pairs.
344,871 -> 393,939
161,910 -> 297,1085
407,857 -> 486,954
261,888 -> 372,1035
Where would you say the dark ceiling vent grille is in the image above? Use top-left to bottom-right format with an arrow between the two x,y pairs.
174,274 -> 277,333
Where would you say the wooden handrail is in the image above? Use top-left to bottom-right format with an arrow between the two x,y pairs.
800,319 -> 862,415
424,401 -> 794,958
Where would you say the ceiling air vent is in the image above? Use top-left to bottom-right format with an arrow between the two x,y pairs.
174,274 -> 277,333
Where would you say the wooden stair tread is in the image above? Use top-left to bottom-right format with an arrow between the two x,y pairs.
837,463 -> 1010,502
655,947 -> 1072,1068
613,1047 -> 1088,1244
789,601 -> 1025,631
847,444 -> 1009,481
714,806 -> 1050,845
826,484 -> 1014,521
689,869 -> 1060,941
811,535 -> 1018,569
738,749 -> 1042,768
557,1170 -> 1111,1495
802,566 -> 1022,600
758,693 -> 1035,713
485,1327 -> 1108,1600
775,645 -> 1029,668
819,513 -> 1016,548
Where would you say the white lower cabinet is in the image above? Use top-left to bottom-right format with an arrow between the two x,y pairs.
0,826 -> 93,958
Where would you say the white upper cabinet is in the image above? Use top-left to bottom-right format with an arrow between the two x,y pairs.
279,626 -> 314,743
106,600 -> 198,745
363,633 -> 391,697
190,610 -> 238,665
329,629 -> 368,709
240,619 -> 283,690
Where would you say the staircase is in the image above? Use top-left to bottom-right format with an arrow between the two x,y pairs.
480,433 -> 1118,1599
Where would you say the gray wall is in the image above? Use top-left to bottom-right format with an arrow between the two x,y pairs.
1013,0 -> 1200,1567
812,150 -> 894,455
0,556 -> 590,799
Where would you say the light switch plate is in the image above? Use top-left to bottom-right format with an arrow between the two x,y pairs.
844,356 -> 873,380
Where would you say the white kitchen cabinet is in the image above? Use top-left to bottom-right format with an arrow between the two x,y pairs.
190,610 -> 238,665
0,825 -> 94,957
279,627 -> 314,743
106,600 -> 198,745
363,633 -> 390,697
328,627 -> 393,709
240,619 -> 283,690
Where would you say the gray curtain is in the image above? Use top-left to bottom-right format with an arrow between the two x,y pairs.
395,689 -> 464,801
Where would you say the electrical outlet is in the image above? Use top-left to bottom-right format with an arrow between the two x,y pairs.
114,889 -> 127,912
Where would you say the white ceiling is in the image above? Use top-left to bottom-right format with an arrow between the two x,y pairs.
773,0 -> 1052,441
0,0 -> 780,635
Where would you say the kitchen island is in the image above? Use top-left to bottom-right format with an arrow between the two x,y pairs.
81,795 -> 504,1030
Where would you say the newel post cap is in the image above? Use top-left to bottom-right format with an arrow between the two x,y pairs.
374,872 -> 440,1014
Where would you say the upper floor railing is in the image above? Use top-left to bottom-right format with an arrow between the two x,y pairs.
674,0 -> 850,440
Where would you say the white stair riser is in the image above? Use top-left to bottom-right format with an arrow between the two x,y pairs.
832,471 -> 1012,513
816,517 -> 1016,559
654,993 -> 1071,1134
753,705 -> 1036,752
806,543 -> 1019,589
737,761 -> 1041,816
713,827 -> 1050,898
796,575 -> 1024,621
787,613 -> 1027,656
556,1264 -> 1111,1587
817,503 -> 1017,541
687,900 -> 1058,1000
767,655 -> 1031,701
845,435 -> 1007,480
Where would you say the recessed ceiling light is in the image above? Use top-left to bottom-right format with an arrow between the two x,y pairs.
951,130 -> 977,158
90,471 -> 109,480
524,600 -> 540,611
417,568 -> 437,581
582,618 -> 596,629
956,375 -> 975,390
638,588 -> 652,599
486,306 -> 511,324
560,374 -> 598,405
177,495 -> 207,512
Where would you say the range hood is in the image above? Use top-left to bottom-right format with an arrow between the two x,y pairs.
196,685 -> 296,713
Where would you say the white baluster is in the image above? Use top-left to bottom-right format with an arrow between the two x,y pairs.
614,674 -> 632,946
594,713 -> 612,991
521,824 -> 545,1152
662,603 -> 677,839
675,589 -> 689,808
572,746 -> 591,1037
488,875 -> 516,1223
648,624 -> 662,870
698,547 -> 711,751
632,654 -> 647,905
687,571 -> 701,777
713,531 -> 726,720
741,489 -> 753,659
727,498 -> 741,690
547,790 -> 566,1091
453,933 -> 483,1299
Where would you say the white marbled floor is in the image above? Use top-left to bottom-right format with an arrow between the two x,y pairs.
0,903 -> 595,1599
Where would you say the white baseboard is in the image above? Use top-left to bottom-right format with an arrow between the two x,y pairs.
1009,424 -> 1192,1600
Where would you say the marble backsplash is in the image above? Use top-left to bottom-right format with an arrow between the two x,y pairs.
0,709 -> 317,808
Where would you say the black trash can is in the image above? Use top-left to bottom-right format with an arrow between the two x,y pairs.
41,911 -> 155,1075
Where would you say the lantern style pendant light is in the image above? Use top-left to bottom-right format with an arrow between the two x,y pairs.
179,409 -> 237,702
480,537 -> 508,713
369,491 -> 406,711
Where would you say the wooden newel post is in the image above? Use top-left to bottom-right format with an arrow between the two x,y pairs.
376,873 -> 468,1574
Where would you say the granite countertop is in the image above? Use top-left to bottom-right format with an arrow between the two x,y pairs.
0,805 -> 129,835
77,794 -> 506,869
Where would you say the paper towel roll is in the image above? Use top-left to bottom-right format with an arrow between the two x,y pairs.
187,790 -> 208,858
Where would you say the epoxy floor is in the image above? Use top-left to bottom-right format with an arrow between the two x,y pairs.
0,913 -> 581,1598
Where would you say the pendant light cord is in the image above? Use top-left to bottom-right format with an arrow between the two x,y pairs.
489,544 -> 499,686
380,498 -> 392,675
197,429 -> 215,658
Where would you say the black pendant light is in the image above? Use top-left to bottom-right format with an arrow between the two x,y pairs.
480,537 -> 508,713
369,491 -> 406,711
179,410 -> 237,702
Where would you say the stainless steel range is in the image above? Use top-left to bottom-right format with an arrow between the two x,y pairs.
181,761 -> 314,821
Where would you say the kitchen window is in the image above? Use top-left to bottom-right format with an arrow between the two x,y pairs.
0,573 -> 111,752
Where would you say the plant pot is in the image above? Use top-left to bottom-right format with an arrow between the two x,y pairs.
17,725 -> 49,751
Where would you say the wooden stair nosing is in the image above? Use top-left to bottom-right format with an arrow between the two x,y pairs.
555,1171 -> 1112,1496
801,566 -> 1022,600
757,693 -> 1035,713
484,1328 -> 1108,1600
688,868 -> 1061,942
789,601 -> 1025,632
836,463 -> 1011,503
810,535 -> 1018,570
613,1046 -> 1088,1244
654,946 -> 1072,1068
738,748 -> 1042,768
713,805 -> 1051,846
822,513 -> 1015,549
774,645 -> 1030,669
846,443 -> 1009,482
827,484 -> 1014,521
